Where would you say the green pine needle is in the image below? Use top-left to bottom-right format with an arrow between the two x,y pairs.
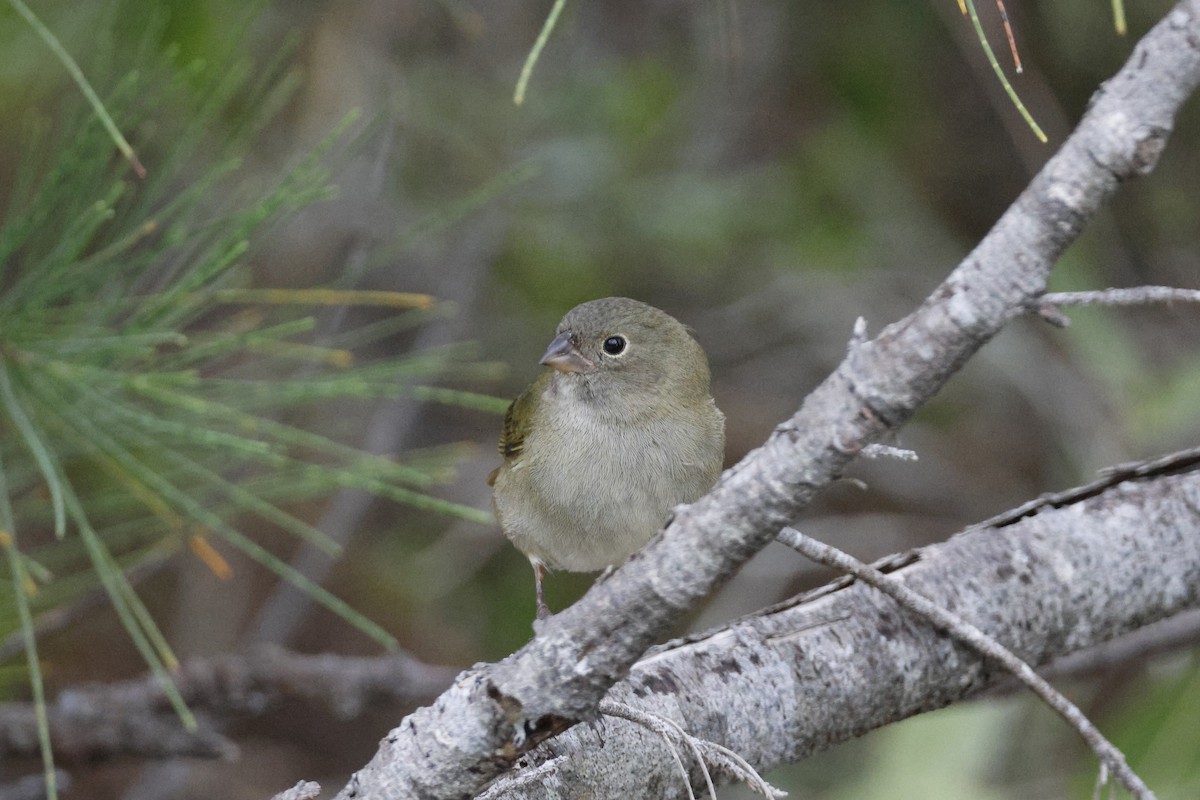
0,365 -> 67,539
513,0 -> 569,105
0,457 -> 57,800
68,492 -> 196,729
0,24 -> 518,783
6,0 -> 145,177
962,0 -> 1047,143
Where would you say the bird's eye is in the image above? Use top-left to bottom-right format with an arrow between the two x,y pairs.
602,335 -> 627,356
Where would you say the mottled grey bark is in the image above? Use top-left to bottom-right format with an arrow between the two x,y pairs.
482,453 -> 1200,798
332,3 -> 1200,798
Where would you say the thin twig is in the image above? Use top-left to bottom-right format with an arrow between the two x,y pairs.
475,757 -> 567,800
1042,286 -> 1200,307
860,443 -> 918,461
599,700 -> 785,799
603,700 -> 710,800
776,526 -> 1154,800
977,608 -> 1200,701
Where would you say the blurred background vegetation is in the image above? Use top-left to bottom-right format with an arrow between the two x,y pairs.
0,0 -> 1198,798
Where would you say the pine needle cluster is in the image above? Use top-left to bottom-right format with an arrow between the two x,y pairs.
0,20 -> 504,796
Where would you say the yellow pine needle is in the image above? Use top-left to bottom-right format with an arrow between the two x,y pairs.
189,533 -> 233,580
228,307 -> 267,333
249,339 -> 355,367
957,0 -> 966,13
1112,0 -> 1127,35
212,288 -> 436,309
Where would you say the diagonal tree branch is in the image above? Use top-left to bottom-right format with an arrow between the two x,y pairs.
330,3 -> 1200,797
483,455 -> 1200,798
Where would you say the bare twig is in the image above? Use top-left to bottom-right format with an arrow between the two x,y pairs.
860,443 -> 918,461
1042,286 -> 1200,308
972,445 -> 1200,531
596,700 -> 785,799
475,757 -> 567,800
775,526 -> 1151,799
603,700 -> 705,800
995,0 -> 1023,73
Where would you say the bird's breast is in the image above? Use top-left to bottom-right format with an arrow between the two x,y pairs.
504,390 -> 719,571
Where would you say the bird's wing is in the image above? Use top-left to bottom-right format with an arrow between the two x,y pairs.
489,378 -> 541,486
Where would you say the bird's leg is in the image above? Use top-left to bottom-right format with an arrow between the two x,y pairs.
533,561 -> 552,620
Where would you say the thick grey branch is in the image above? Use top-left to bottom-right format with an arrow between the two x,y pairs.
483,460 -> 1200,798
771,527 -> 1148,798
332,4 -> 1200,798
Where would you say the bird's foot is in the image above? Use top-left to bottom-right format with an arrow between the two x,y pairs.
531,600 -> 554,634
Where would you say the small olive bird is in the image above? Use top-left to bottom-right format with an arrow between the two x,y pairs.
489,298 -> 725,618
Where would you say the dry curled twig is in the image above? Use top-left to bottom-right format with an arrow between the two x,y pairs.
599,700 -> 786,800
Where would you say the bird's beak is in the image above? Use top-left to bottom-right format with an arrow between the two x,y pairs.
540,331 -> 593,373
